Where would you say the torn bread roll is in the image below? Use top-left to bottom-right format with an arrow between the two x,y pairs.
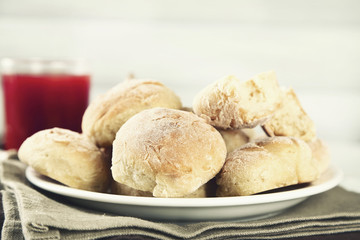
111,108 -> 227,198
193,71 -> 282,129
262,88 -> 316,142
82,79 -> 182,147
18,128 -> 111,192
216,136 -> 320,196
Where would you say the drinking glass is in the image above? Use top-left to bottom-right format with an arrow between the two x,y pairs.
1,58 -> 90,150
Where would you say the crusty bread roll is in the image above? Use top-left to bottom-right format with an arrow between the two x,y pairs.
111,108 -> 227,198
263,88 -> 316,142
18,128 -> 111,192
111,181 -> 208,198
193,71 -> 282,129
216,136 -> 319,196
82,79 -> 182,147
308,138 -> 330,174
218,129 -> 249,153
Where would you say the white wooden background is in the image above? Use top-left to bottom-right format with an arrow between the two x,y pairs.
0,0 -> 359,142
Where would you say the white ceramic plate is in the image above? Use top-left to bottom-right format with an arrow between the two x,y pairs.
26,165 -> 343,222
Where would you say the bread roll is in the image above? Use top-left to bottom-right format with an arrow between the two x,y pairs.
216,136 -> 319,196
111,108 -> 227,198
18,128 -> 111,192
193,71 -> 282,129
82,79 -> 182,147
263,88 -> 316,142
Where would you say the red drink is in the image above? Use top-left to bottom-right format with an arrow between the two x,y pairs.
1,59 -> 90,150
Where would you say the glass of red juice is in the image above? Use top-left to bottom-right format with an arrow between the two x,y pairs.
1,58 -> 90,150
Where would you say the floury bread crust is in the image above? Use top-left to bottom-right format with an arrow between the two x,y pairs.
216,136 -> 320,196
82,79 -> 182,147
111,108 -> 227,198
262,88 -> 316,142
193,71 -> 282,129
18,128 -> 111,192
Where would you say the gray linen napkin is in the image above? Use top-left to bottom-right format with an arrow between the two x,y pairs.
1,156 -> 360,240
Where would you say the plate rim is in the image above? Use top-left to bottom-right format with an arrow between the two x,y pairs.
25,164 -> 343,208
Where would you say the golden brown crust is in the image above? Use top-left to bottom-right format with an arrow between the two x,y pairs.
193,71 -> 282,129
216,136 -> 320,196
82,79 -> 182,147
111,108 -> 227,198
18,128 -> 111,192
262,88 -> 316,142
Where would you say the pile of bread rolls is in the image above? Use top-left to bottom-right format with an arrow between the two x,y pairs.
18,71 -> 330,198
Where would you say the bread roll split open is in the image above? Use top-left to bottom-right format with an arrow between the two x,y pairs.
263,87 -> 316,142
193,71 -> 282,129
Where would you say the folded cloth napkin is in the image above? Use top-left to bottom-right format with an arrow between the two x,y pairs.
1,154 -> 360,240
